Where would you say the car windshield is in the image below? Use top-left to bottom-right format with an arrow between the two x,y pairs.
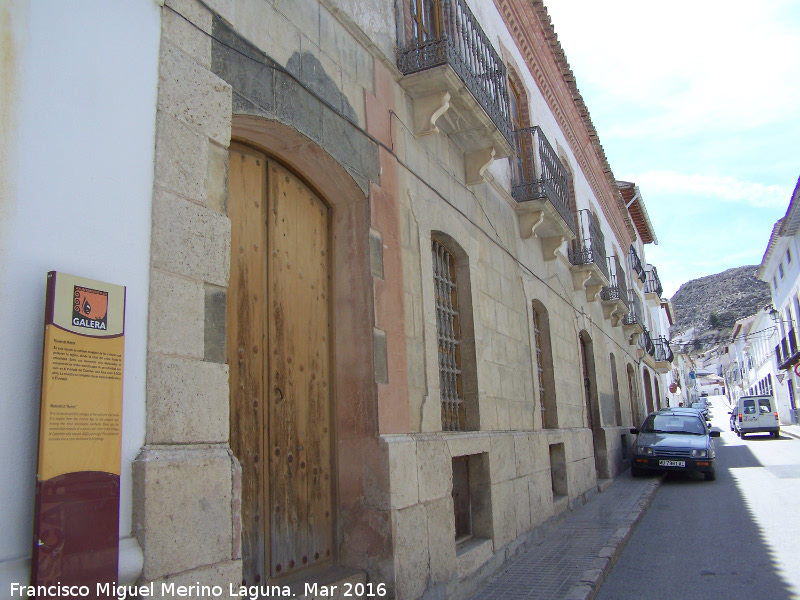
641,414 -> 706,435
691,403 -> 704,409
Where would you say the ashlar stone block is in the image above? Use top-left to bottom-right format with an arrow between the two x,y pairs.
489,479 -> 516,549
158,40 -> 232,146
151,188 -> 231,287
416,438 -> 451,503
513,476 -> 532,536
383,435 -> 419,510
154,113 -> 209,204
163,0 -> 212,69
148,269 -> 205,358
426,496 -> 456,584
133,447 -> 235,580
392,504 -> 429,600
146,355 -> 229,444
513,433 -> 533,478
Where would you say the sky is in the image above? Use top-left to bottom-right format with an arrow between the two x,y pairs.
541,0 -> 800,298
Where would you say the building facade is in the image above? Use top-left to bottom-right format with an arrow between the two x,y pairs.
758,176 -> 800,424
1,0 -> 673,598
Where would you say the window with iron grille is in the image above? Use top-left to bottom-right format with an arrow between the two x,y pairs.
433,238 -> 465,431
532,306 -> 546,418
532,301 -> 557,429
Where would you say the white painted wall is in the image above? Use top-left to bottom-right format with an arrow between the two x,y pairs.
0,0 -> 160,585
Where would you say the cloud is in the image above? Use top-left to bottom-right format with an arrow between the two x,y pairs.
544,0 -> 800,139
627,171 -> 792,208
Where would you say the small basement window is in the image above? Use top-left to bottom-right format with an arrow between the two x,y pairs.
451,453 -> 491,550
452,457 -> 472,543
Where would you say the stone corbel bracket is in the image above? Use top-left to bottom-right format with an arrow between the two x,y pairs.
540,236 -> 566,261
603,302 -> 624,325
571,269 -> 592,292
413,91 -> 451,137
465,147 -> 496,186
585,283 -> 603,304
518,210 -> 545,239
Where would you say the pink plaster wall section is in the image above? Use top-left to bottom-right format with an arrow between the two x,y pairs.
366,58 -> 411,435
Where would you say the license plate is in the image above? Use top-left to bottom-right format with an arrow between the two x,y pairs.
658,460 -> 685,467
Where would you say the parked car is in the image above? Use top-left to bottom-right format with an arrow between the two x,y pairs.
730,395 -> 780,438
691,401 -> 709,419
630,409 -> 720,481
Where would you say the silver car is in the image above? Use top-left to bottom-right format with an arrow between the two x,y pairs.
630,409 -> 720,481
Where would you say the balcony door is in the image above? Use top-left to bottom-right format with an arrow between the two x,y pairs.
411,0 -> 442,42
228,143 -> 333,583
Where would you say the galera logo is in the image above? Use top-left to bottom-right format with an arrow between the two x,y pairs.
72,285 -> 108,330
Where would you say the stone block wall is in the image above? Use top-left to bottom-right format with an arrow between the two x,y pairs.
134,0 -> 242,585
383,429 -> 596,600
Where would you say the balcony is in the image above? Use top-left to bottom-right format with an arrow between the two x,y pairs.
775,328 -> 800,370
623,291 -> 644,343
569,210 -> 609,302
511,126 -> 576,257
644,264 -> 663,300
600,256 -> 629,325
639,329 -> 656,363
628,246 -> 646,288
397,0 -> 514,183
653,336 -> 674,372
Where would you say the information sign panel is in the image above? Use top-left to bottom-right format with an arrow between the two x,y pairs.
31,272 -> 126,593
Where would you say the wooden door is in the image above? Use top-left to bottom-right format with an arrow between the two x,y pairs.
228,144 -> 333,584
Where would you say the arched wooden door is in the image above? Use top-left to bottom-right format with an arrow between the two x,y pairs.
579,331 -> 602,478
643,369 -> 655,414
227,143 -> 333,583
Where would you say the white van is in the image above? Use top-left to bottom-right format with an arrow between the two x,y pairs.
732,395 -> 780,438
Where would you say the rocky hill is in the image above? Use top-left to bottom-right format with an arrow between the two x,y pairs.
670,266 -> 772,345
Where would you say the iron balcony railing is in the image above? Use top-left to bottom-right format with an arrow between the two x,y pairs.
628,246 -> 646,284
568,210 -> 609,280
654,336 -> 674,363
397,0 -> 513,147
644,265 -> 663,297
640,329 -> 656,357
600,256 -> 629,304
511,126 -> 575,235
623,291 -> 643,326
775,328 -> 800,370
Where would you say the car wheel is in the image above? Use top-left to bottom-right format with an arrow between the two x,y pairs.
740,432 -> 746,439
773,430 -> 781,438
631,466 -> 645,478
704,470 -> 716,481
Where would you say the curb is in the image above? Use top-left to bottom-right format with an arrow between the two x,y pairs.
562,475 -> 663,600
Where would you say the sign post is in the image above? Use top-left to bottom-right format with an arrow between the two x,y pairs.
31,272 -> 126,593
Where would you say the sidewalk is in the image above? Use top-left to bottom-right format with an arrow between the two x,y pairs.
783,423 -> 800,440
466,473 -> 661,600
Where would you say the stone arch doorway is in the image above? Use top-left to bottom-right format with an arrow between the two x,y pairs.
226,116 -> 375,584
578,330 -> 605,479
228,143 -> 333,581
643,368 -> 655,414
627,363 -> 640,426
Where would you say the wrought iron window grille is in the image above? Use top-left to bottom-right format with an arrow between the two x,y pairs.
433,238 -> 465,431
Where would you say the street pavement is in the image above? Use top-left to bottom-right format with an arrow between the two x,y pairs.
596,394 -> 800,600
466,395 -> 800,600
466,461 -> 661,600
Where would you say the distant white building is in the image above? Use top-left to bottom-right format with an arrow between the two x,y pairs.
757,176 -> 800,424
